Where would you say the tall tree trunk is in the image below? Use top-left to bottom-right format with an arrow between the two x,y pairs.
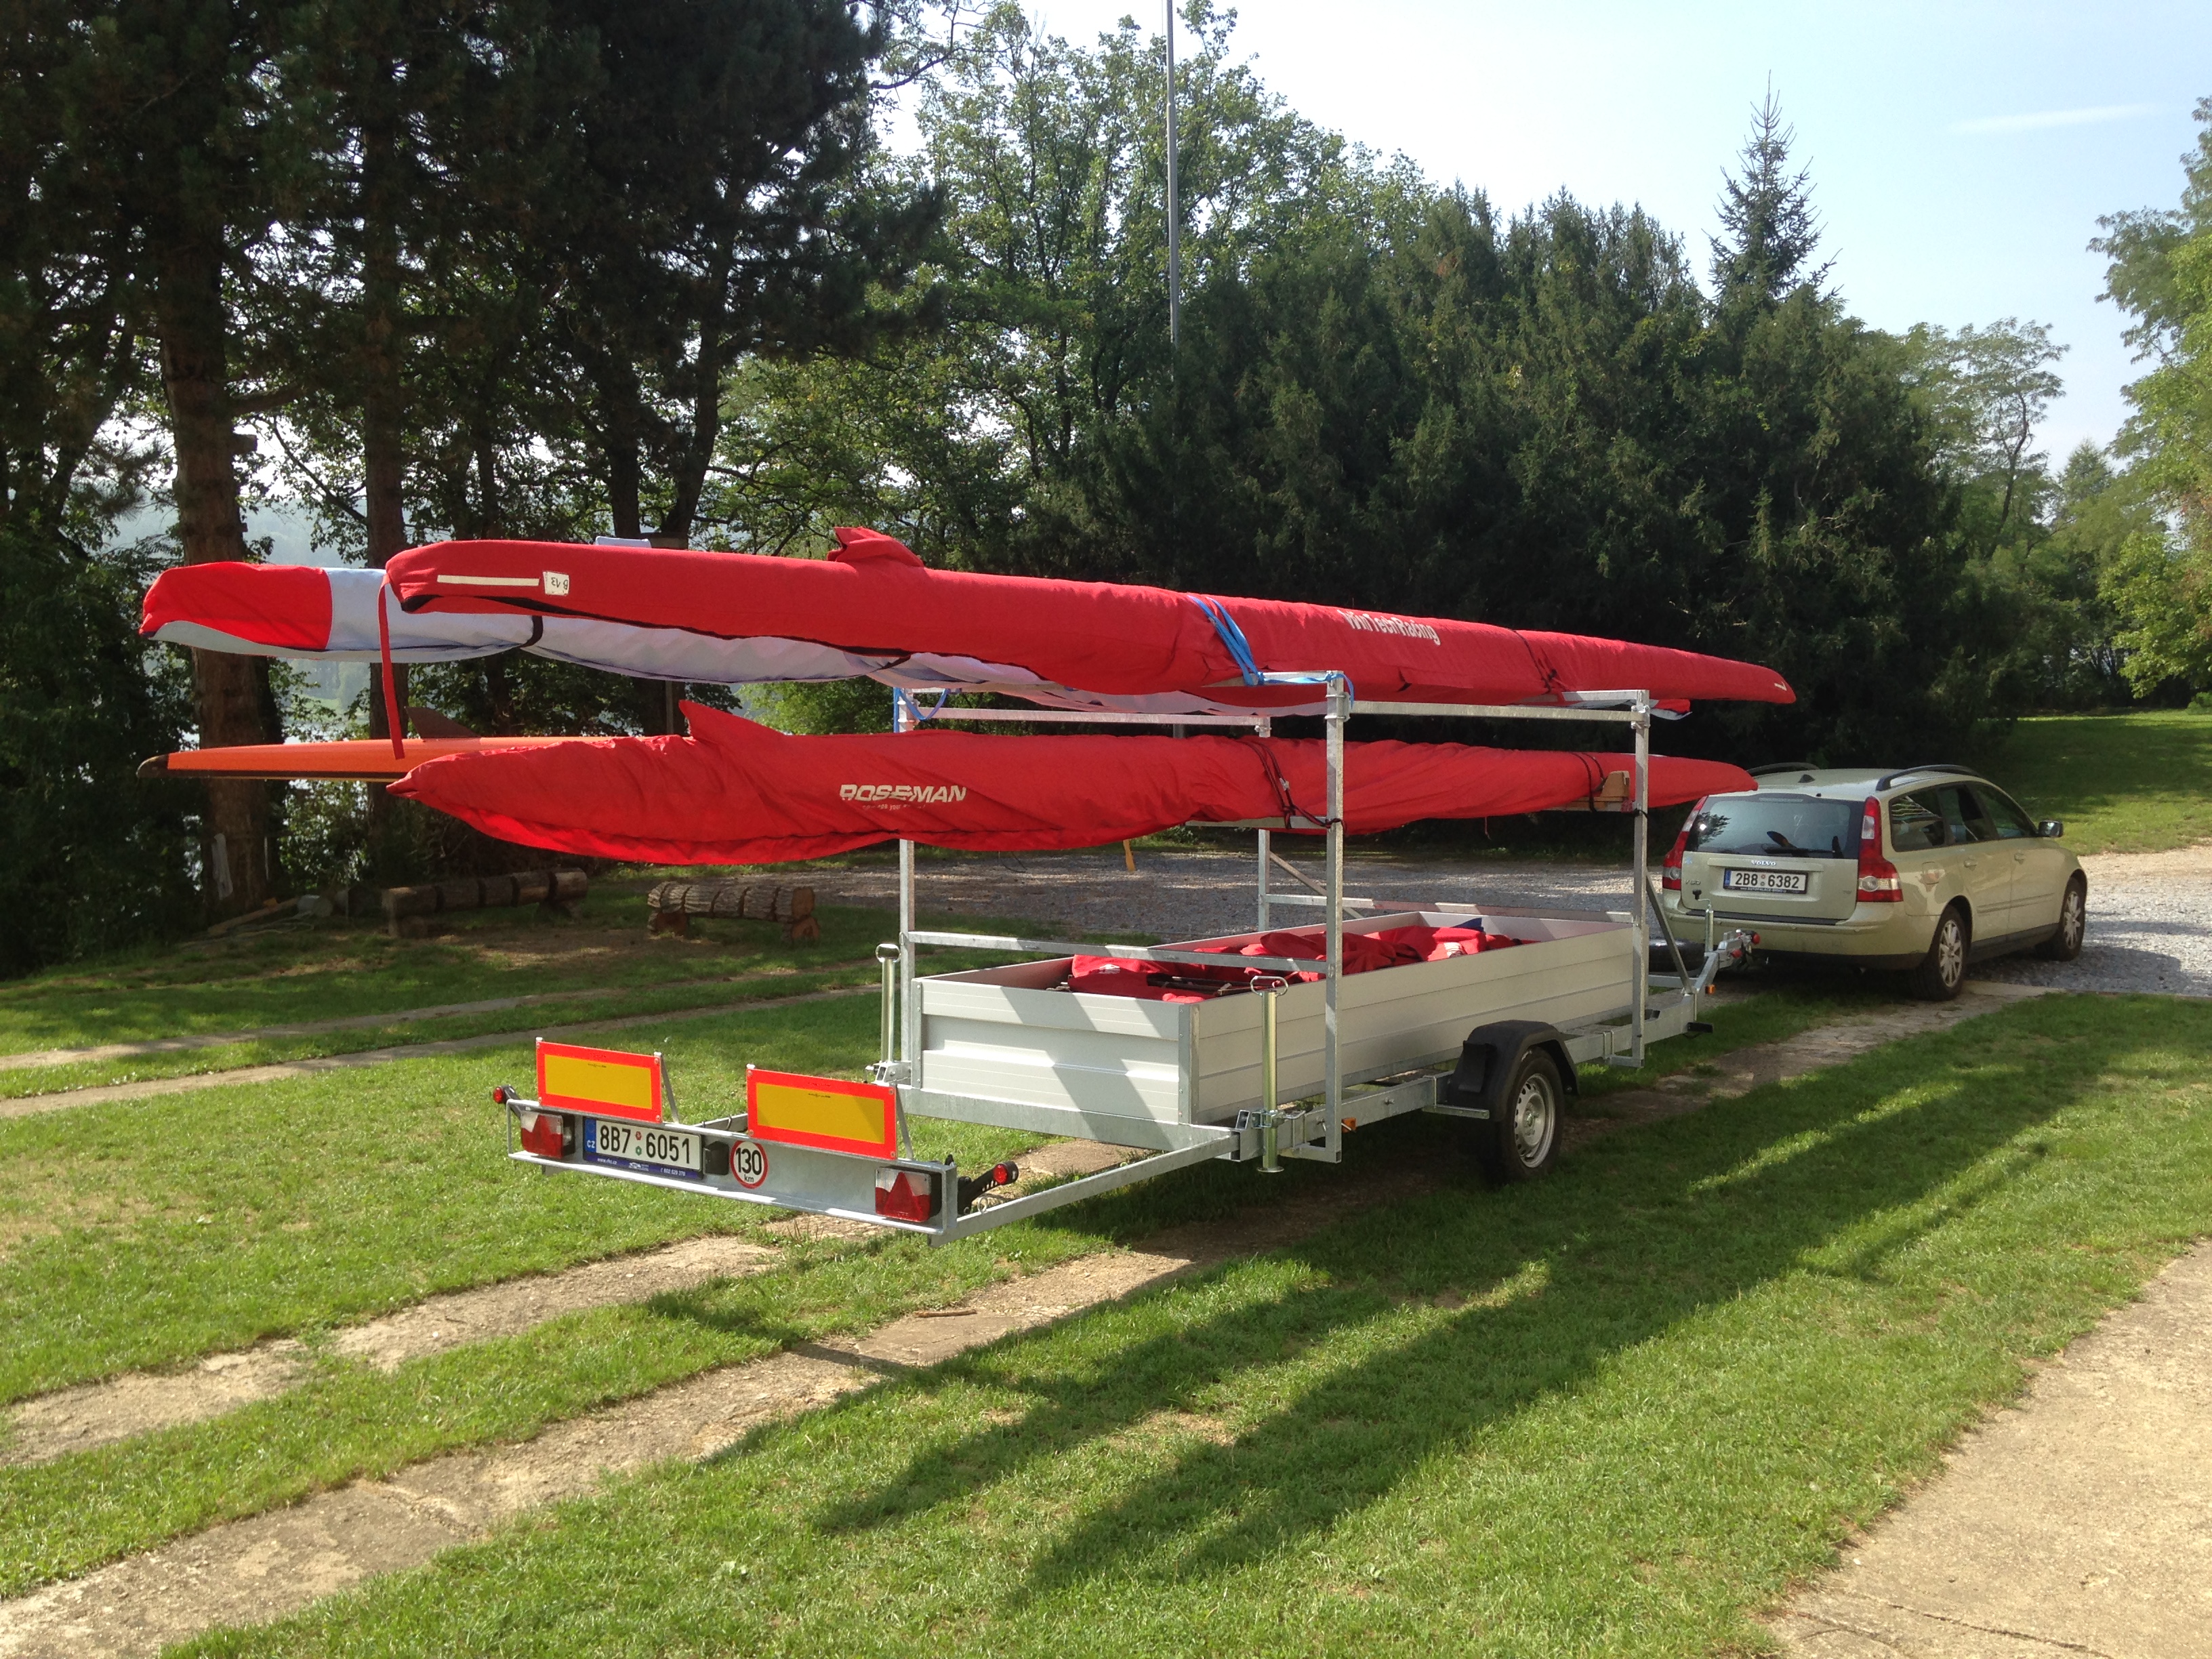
361,72 -> 409,757
597,355 -> 646,540
590,356 -> 673,731
657,255 -> 732,548
155,230 -> 274,916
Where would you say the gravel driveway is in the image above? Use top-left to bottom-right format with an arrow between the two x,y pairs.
801,842 -> 2211,998
1975,846 -> 2212,998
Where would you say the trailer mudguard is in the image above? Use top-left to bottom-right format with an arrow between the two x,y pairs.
1439,1020 -> 1579,1119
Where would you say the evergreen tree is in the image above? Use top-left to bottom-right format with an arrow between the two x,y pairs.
1710,88 -> 1830,306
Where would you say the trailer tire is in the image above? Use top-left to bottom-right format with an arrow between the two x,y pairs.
1474,1048 -> 1564,1184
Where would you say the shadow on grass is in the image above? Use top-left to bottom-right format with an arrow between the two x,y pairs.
792,996 -> 2163,1595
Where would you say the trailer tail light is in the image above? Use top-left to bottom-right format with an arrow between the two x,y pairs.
518,1110 -> 569,1159
1857,796 -> 1902,902
1662,798 -> 1704,892
874,1166 -> 939,1224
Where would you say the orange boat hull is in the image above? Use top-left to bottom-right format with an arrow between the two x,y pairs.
139,737 -> 582,781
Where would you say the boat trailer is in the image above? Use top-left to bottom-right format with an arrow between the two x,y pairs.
496,678 -> 1753,1241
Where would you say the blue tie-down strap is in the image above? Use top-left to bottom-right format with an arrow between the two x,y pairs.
1189,595 -> 1263,686
1190,595 -> 1355,699
893,687 -> 949,726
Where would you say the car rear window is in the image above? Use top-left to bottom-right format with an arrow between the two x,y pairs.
1685,794 -> 1861,859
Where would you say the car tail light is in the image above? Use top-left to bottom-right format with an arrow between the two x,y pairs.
1663,798 -> 1704,892
1856,796 -> 1902,902
874,1167 -> 939,1223
518,1110 -> 569,1158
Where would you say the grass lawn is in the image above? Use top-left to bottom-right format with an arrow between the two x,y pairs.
0,885 -> 1116,1097
154,992 -> 2212,1659
1986,709 -> 2212,854
0,964 -> 1889,1597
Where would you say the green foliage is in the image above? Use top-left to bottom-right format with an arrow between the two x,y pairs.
2093,98 -> 2212,698
1892,319 -> 2137,711
1710,88 -> 1831,303
714,26 -> 2003,759
2102,525 -> 2212,693
0,529 -> 200,976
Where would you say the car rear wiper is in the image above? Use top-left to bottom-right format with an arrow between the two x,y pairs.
1764,830 -> 1817,855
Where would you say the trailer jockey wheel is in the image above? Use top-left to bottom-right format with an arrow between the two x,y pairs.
1475,1048 -> 1563,1184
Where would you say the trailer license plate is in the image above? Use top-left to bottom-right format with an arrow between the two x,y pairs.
1721,868 -> 1809,894
584,1119 -> 702,1178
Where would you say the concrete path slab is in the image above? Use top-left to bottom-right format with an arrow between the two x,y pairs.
4,1234 -> 780,1467
1773,1240 -> 2212,1659
0,1238 -> 1233,1658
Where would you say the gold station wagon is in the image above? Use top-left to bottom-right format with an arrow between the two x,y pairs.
1659,764 -> 2086,1001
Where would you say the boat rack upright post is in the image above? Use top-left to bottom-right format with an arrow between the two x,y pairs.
889,677 -> 1661,1115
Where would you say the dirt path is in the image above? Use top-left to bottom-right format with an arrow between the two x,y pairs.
1771,1240 -> 2212,1659
0,983 -> 874,1119
0,989 -> 621,1073
4,1235 -> 780,1466
1567,980 -> 2052,1145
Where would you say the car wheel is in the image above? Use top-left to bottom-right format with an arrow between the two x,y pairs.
1474,1048 -> 1563,1184
1910,904 -> 1971,1002
2034,876 -> 2087,962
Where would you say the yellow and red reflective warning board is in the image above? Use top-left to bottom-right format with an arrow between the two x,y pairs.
745,1069 -> 896,1158
536,1041 -> 664,1123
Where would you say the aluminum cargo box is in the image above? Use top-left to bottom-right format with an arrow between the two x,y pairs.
915,911 -> 1631,1125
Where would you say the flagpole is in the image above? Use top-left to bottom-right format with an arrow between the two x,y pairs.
1165,0 -> 1181,350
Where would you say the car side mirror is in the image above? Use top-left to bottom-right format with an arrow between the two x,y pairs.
2039,819 -> 2064,839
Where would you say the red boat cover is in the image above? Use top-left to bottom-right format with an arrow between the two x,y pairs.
374,529 -> 1793,712
1071,924 -> 1518,1002
388,702 -> 1753,865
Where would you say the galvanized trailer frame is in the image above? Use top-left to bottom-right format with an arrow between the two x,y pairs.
502,674 -> 1749,1241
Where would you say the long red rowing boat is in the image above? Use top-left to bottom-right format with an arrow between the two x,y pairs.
142,529 -> 1793,716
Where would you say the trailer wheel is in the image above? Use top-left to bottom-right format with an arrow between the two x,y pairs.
1475,1048 -> 1563,1183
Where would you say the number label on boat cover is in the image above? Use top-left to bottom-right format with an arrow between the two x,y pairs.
745,1069 -> 897,1158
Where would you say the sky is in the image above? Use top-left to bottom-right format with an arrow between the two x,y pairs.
1010,0 -> 2212,462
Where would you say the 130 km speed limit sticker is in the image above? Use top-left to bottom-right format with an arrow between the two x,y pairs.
730,1139 -> 769,1189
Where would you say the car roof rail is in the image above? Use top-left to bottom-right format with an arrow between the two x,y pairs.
1875,762 -> 1978,792
1747,760 -> 1822,777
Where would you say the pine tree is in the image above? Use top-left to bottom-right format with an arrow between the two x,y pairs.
1711,88 -> 1830,304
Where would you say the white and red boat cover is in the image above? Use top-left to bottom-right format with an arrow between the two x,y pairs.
142,529 -> 1795,716
386,702 -> 1754,865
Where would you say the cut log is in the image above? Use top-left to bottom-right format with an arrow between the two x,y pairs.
647,881 -> 818,943
382,869 -> 588,936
